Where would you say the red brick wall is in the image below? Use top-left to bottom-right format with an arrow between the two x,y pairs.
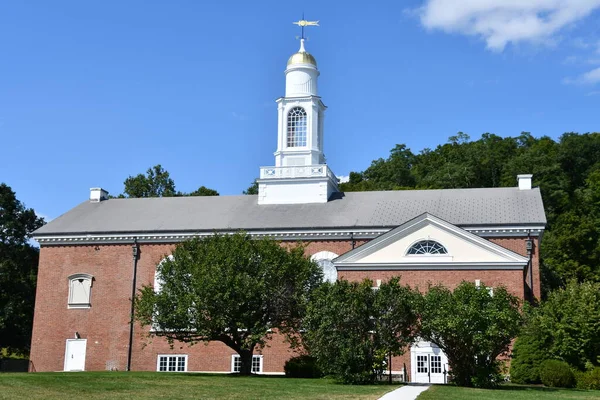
30,243 -> 305,373
490,237 -> 540,300
338,269 -> 525,299
30,235 -> 537,374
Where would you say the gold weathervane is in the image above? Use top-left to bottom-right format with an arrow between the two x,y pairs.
293,19 -> 319,39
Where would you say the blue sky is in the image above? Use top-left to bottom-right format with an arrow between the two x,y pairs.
1,0 -> 599,221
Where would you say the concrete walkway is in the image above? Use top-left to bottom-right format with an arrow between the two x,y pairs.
378,384 -> 431,400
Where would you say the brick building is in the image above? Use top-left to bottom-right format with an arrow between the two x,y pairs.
30,35 -> 546,383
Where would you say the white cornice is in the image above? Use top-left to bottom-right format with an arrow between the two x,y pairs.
33,228 -> 387,246
336,262 -> 527,271
34,225 -> 543,246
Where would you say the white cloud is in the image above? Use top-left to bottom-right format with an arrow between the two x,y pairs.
337,175 -> 350,184
564,66 -> 600,84
414,0 -> 600,51
580,67 -> 600,83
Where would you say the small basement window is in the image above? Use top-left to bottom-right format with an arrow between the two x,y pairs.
231,354 -> 263,374
157,355 -> 188,372
67,273 -> 93,309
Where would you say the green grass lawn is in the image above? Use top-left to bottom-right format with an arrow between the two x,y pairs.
0,372 -> 398,400
417,384 -> 599,399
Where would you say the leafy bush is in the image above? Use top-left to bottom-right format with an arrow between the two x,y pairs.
532,280 -> 600,370
303,278 -> 420,384
284,355 -> 322,378
576,367 -> 600,390
540,360 -> 576,388
510,330 -> 549,384
419,282 -> 522,388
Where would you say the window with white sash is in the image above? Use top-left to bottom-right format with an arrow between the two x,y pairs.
231,354 -> 263,373
157,355 -> 187,372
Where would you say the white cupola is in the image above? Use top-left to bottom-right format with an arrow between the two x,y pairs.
285,39 -> 319,97
257,36 -> 338,205
272,39 -> 326,168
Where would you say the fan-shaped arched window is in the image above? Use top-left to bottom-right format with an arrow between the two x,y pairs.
406,240 -> 448,255
287,107 -> 307,147
311,251 -> 339,283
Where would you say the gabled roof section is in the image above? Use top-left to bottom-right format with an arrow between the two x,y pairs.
334,213 -> 529,270
34,187 -> 546,237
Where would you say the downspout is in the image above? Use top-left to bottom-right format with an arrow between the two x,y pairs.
526,232 -> 534,302
127,238 -> 139,371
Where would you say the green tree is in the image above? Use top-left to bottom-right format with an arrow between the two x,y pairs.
542,170 -> 600,286
509,306 -> 551,384
0,183 -> 45,354
123,164 -> 177,198
303,278 -> 420,384
121,164 -> 219,198
187,186 -> 219,196
243,179 -> 259,195
419,282 -> 522,388
362,144 -> 416,190
532,280 -> 600,370
135,233 -> 322,375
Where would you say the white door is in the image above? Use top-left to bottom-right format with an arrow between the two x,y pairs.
411,341 -> 449,384
64,339 -> 87,371
428,354 -> 445,384
414,354 -> 430,383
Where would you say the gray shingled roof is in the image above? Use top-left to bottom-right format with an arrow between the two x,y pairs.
34,187 -> 546,236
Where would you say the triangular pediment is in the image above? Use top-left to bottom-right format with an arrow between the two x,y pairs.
334,213 -> 528,269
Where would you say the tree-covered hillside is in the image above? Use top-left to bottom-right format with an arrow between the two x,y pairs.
339,132 -> 600,293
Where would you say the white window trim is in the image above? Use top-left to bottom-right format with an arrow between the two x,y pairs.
156,354 -> 188,372
405,239 -> 449,256
67,273 -> 93,309
475,279 -> 494,296
286,106 -> 308,148
231,354 -> 263,374
311,251 -> 339,283
154,255 -> 174,294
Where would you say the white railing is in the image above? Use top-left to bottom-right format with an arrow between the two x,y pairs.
259,165 -> 337,181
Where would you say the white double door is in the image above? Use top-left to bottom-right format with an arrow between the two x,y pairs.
64,339 -> 87,371
411,341 -> 448,384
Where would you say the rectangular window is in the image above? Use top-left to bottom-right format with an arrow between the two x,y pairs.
231,355 -> 263,373
157,355 -> 187,372
417,355 -> 428,373
430,355 -> 442,374
68,274 -> 93,309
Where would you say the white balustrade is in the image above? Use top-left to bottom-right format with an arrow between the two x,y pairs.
259,165 -> 337,181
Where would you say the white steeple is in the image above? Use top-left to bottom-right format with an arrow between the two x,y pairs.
257,27 -> 338,205
274,38 -> 325,168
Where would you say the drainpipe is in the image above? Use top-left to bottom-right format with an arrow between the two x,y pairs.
127,238 -> 139,371
526,232 -> 534,302
350,232 -> 356,250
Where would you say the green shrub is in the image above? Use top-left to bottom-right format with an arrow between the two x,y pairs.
284,355 -> 322,378
510,332 -> 549,384
540,360 -> 576,388
576,367 -> 600,390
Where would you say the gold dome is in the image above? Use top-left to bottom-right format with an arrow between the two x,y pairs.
287,39 -> 317,67
287,51 -> 317,66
